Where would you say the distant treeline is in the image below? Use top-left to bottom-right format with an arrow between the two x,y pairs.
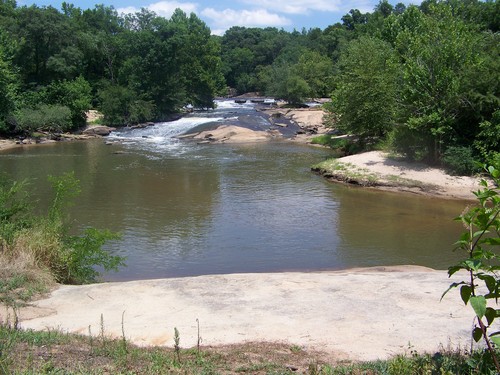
0,0 -> 498,170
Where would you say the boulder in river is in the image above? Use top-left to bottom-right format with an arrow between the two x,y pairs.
82,125 -> 116,136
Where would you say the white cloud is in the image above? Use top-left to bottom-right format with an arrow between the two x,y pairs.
239,0 -> 343,14
238,0 -> 378,15
117,6 -> 141,15
117,1 -> 198,18
343,0 -> 376,13
210,29 -> 227,37
201,8 -> 291,30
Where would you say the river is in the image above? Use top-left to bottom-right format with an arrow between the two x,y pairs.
0,100 -> 467,281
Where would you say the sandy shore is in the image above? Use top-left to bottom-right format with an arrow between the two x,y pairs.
314,151 -> 485,201
0,139 -> 19,151
14,266 -> 479,362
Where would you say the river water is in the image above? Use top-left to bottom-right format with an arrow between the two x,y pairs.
0,101 -> 467,281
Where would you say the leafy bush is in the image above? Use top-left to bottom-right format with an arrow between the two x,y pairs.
46,76 -> 92,128
442,146 -> 479,176
128,99 -> 156,124
98,85 -> 132,126
0,176 -> 31,249
15,104 -> 72,134
0,172 -> 124,285
474,110 -> 500,165
444,165 -> 500,373
311,135 -> 364,156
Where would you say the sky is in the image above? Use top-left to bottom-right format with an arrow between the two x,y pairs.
18,0 -> 420,35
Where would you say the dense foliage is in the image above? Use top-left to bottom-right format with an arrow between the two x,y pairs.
220,1 -> 498,168
0,0 -> 498,168
0,1 -> 225,129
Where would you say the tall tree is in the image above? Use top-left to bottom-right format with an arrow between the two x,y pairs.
332,36 -> 398,141
294,50 -> 334,98
15,5 -> 72,84
393,4 -> 481,163
0,29 -> 18,133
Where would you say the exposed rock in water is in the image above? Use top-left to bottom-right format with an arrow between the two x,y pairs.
82,125 -> 116,136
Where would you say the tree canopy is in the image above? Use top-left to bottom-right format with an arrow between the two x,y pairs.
0,0 -> 497,170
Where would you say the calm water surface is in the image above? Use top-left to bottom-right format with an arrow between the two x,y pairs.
0,101 -> 467,281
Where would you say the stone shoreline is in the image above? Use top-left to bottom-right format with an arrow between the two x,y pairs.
16,266 -> 476,362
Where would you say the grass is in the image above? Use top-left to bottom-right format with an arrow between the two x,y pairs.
312,159 -> 380,186
310,134 -> 340,148
0,250 -> 54,309
0,323 -> 498,374
311,159 -> 439,192
0,326 -> 327,374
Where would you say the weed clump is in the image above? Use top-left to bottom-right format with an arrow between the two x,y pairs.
0,172 -> 124,307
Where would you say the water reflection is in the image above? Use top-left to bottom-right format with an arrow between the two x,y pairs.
334,186 -> 464,269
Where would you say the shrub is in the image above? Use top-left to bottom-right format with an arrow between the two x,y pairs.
0,173 -> 124,286
0,176 -> 32,249
98,84 -> 131,126
444,165 -> 500,373
474,110 -> 500,165
15,104 -> 72,134
128,99 -> 156,124
46,76 -> 92,128
311,135 -> 364,156
442,146 -> 479,176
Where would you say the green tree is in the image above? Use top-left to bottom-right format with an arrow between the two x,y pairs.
318,23 -> 353,62
118,12 -> 185,115
15,5 -> 73,84
332,36 -> 398,141
98,84 -> 134,126
181,12 -> 225,108
220,26 -> 292,94
341,9 -> 368,31
0,30 -> 18,134
392,4 -> 481,163
458,31 -> 499,153
46,76 -> 92,127
260,60 -> 310,105
294,50 -> 334,98
474,110 -> 500,166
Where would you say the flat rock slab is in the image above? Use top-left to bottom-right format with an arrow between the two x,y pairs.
18,267 -> 477,361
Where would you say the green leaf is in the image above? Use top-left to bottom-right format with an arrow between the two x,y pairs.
483,238 -> 500,246
470,296 -> 487,319
490,335 -> 500,348
460,285 -> 472,305
472,230 -> 487,239
447,266 -> 463,277
477,274 -> 497,293
488,166 -> 499,178
464,259 -> 482,271
441,282 -> 465,300
485,307 -> 497,326
473,327 -> 483,342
